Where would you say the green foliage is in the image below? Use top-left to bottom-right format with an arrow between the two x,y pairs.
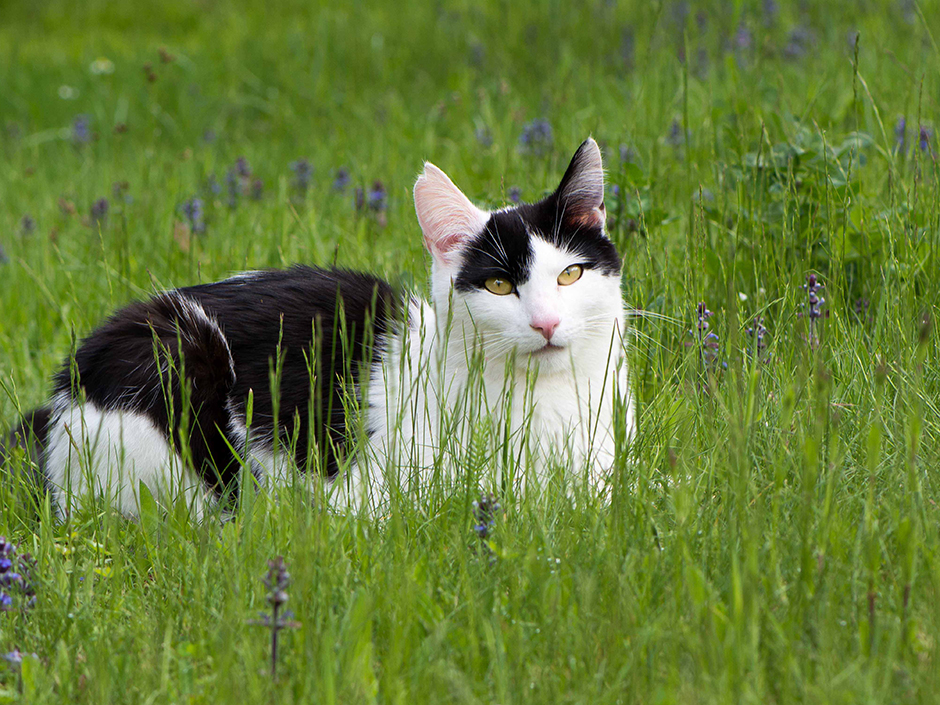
1,0 -> 940,702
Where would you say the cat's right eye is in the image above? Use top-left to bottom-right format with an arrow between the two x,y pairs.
484,277 -> 514,295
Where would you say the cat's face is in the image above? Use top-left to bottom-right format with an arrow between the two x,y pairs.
414,138 -> 624,374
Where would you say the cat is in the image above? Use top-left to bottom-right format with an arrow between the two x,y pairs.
2,138 -> 635,518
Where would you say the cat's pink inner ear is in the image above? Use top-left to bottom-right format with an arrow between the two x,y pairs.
556,138 -> 607,230
414,163 -> 489,265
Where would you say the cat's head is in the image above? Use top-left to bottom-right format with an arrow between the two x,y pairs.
413,138 -> 624,374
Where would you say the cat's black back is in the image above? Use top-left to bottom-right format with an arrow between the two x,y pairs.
50,266 -> 396,495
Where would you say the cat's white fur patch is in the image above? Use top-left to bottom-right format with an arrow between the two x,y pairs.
332,236 -> 635,513
44,394 -> 211,519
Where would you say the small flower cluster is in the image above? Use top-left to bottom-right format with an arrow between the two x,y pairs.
666,119 -> 684,148
0,538 -> 36,612
90,198 -> 109,226
692,302 -> 720,369
332,168 -> 350,192
746,316 -> 770,362
800,273 -> 827,348
248,556 -> 300,680
354,181 -> 388,227
853,297 -> 872,326
472,492 -> 500,541
180,197 -> 206,234
894,117 -> 933,156
518,119 -> 553,156
290,158 -> 313,195
225,156 -> 263,208
20,215 -> 35,236
72,115 -> 91,146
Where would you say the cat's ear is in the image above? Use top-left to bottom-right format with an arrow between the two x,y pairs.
554,138 -> 606,230
414,163 -> 489,266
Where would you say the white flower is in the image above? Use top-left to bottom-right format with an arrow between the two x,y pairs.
738,292 -> 748,302
58,85 -> 78,100
90,57 -> 115,75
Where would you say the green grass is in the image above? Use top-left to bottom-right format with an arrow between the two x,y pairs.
2,0 -> 940,701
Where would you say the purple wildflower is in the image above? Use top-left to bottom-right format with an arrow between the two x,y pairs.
20,215 -> 36,236
180,197 -> 205,234
853,298 -> 872,326
746,316 -> 770,361
0,538 -> 35,611
225,169 -> 239,208
290,159 -> 313,193
688,302 -> 721,373
250,178 -> 264,201
469,42 -> 485,67
235,156 -> 251,179
475,126 -> 493,147
508,186 -> 521,204
248,557 -> 300,680
919,125 -> 932,153
762,0 -> 779,25
667,119 -> 684,148
800,273 -> 827,348
72,115 -> 91,145
783,26 -> 814,60
332,168 -> 350,192
205,174 -> 222,196
518,119 -> 553,156
367,181 -> 387,211
90,198 -> 109,226
472,492 -> 501,546
735,23 -> 753,52
895,117 -> 907,154
621,27 -> 635,71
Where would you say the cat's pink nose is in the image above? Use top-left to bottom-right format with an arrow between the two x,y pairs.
530,316 -> 560,341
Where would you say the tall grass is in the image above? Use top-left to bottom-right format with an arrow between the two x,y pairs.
1,0 -> 939,702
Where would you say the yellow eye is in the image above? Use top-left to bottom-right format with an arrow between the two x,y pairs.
484,277 -> 514,295
557,264 -> 583,286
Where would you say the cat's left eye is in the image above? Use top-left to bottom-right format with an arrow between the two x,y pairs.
484,277 -> 514,295
557,264 -> 583,286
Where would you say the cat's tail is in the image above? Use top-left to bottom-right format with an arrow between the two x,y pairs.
1,407 -> 52,501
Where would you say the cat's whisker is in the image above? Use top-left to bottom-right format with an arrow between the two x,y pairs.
624,309 -> 682,325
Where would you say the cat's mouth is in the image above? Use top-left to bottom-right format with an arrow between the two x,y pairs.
532,342 -> 564,355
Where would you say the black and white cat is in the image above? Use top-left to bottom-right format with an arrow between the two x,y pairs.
5,138 -> 634,517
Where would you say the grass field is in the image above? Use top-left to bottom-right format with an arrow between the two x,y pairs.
2,0 -> 940,702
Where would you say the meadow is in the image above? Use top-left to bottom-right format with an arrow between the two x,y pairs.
1,0 -> 939,701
